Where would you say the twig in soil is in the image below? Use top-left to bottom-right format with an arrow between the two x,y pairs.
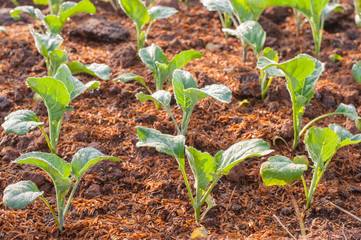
327,201 -> 361,222
272,214 -> 297,240
226,186 -> 237,212
290,193 -> 307,240
272,136 -> 289,148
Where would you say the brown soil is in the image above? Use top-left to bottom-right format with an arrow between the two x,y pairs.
1,0 -> 361,239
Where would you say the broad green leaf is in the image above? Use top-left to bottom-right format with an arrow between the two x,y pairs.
216,139 -> 273,175
149,6 -> 178,21
172,70 -> 197,111
168,50 -> 203,80
136,126 -> 185,167
49,49 -> 68,76
54,64 -> 100,100
322,3 -> 344,19
30,28 -> 63,59
333,103 -> 361,120
200,0 -> 233,14
262,47 -> 278,62
352,61 -> 361,83
228,0 -> 266,22
43,15 -> 62,34
3,181 -> 43,209
136,90 -> 171,109
2,110 -> 43,135
186,147 -> 215,192
27,77 -> 70,149
260,155 -> 308,186
223,20 -> 266,55
71,147 -> 120,179
59,0 -> 96,24
14,152 -> 72,192
68,61 -> 111,80
11,6 -> 37,20
139,44 -> 168,73
114,72 -> 148,89
304,127 -> 339,165
184,84 -> 232,105
329,123 -> 361,149
293,155 -> 309,166
155,62 -> 169,89
118,0 -> 150,30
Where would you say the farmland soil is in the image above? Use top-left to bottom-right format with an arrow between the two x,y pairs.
2,0 -> 361,239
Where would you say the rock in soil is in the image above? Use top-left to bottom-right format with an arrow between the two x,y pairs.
110,44 -> 137,68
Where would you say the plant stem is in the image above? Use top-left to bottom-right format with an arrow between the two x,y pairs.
48,0 -> 54,15
166,109 -> 181,135
301,175 -> 308,199
298,112 -> 335,140
63,179 -> 81,220
38,125 -> 55,154
179,165 -> 196,209
39,196 -> 60,230
181,108 -> 193,136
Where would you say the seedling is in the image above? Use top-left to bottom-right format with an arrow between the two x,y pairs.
223,20 -> 278,99
3,147 -> 121,232
118,0 -> 178,51
136,70 -> 272,221
10,0 -> 96,34
115,44 -> 202,110
261,125 -> 361,209
355,0 -> 361,27
2,64 -> 100,153
329,53 -> 342,62
258,54 -> 361,149
352,61 -> 361,83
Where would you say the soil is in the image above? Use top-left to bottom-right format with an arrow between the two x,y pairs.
1,0 -> 361,239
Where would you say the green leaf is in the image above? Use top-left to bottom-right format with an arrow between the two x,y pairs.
352,61 -> 361,83
293,155 -> 309,166
139,44 -> 168,73
71,147 -> 120,179
333,103 -> 361,120
30,28 -> 63,59
200,0 -> 233,14
172,70 -> 198,111
184,84 -> 232,105
68,61 -> 111,80
118,0 -> 150,30
59,0 -> 96,24
136,126 -> 185,167
27,77 -> 70,149
149,6 -> 178,21
329,54 -> 342,62
329,123 -> 361,149
168,50 -> 203,80
43,15 -> 62,34
13,152 -> 72,193
49,49 -> 68,76
304,127 -> 339,165
114,72 -> 148,89
228,0 -> 266,22
11,6 -> 37,20
216,139 -> 273,175
185,147 -> 215,192
136,90 -> 171,109
33,0 -> 47,5
223,20 -> 266,55
155,61 -> 169,89
0,26 -> 7,33
322,3 -> 344,19
260,155 -> 308,186
262,47 -> 278,62
55,64 -> 100,100
3,181 -> 43,209
2,110 -> 43,135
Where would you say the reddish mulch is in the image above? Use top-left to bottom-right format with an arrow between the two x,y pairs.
1,0 -> 361,239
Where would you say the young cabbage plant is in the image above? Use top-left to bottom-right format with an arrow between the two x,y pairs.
355,0 -> 361,27
118,0 -> 178,51
1,64 -> 100,154
114,45 -> 202,110
3,147 -> 121,233
137,127 -> 272,222
10,0 -> 96,34
136,70 -> 232,136
261,125 -> 361,210
200,0 -> 234,38
223,20 -> 278,99
258,54 -> 361,149
30,28 -> 111,79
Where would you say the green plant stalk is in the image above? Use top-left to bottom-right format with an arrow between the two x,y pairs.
39,196 -> 61,229
293,8 -> 302,36
63,179 -> 81,222
178,163 -> 196,208
56,190 -> 68,232
196,176 -> 220,222
301,175 -> 308,200
166,109 -> 181,134
309,17 -> 323,57
49,114 -> 63,154
136,25 -> 143,51
38,125 -> 56,154
181,108 -> 193,136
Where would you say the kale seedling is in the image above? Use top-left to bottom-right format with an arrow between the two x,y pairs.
2,64 -> 100,154
135,70 -> 272,221
11,0 -> 96,34
223,20 -> 279,99
261,125 -> 361,209
118,0 -> 178,51
115,44 -> 202,110
3,147 -> 121,232
258,54 -> 361,149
